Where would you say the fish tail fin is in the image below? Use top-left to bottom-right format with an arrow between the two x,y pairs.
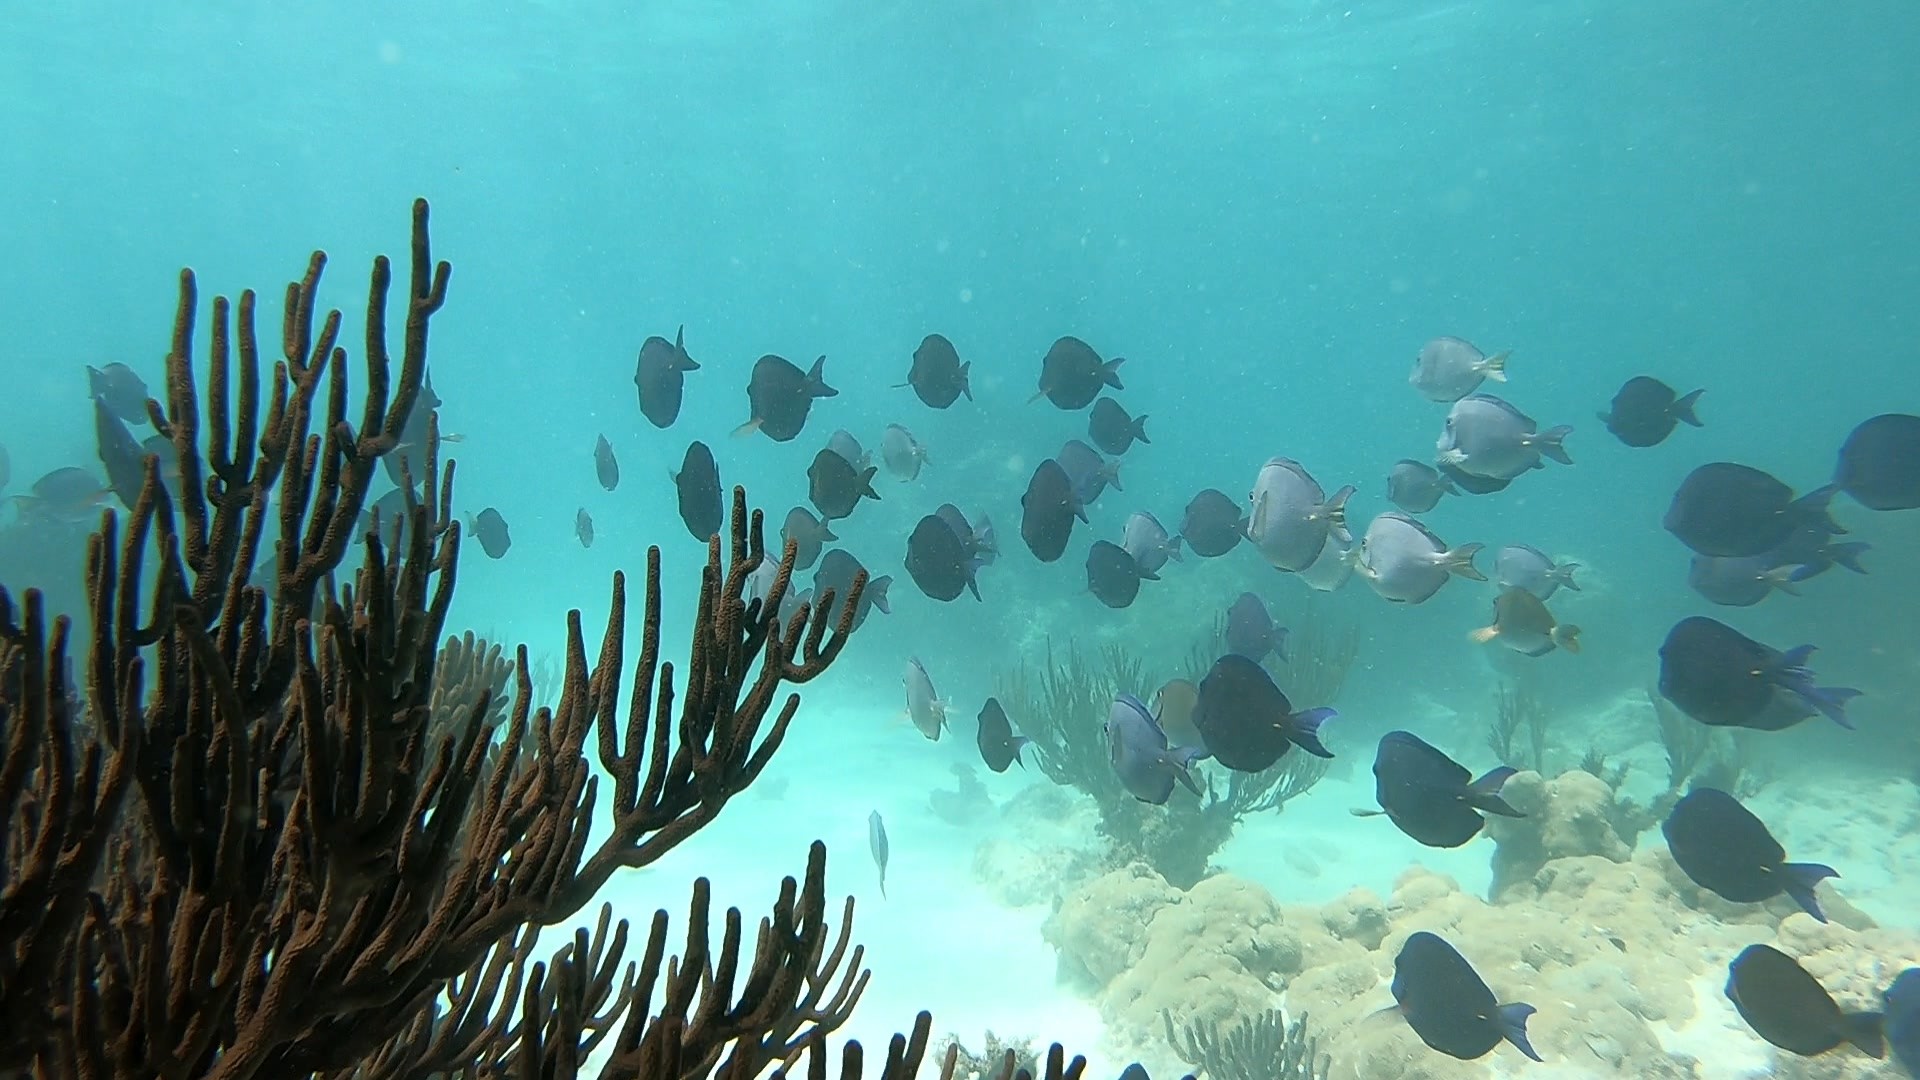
868,575 -> 894,614
1105,459 -> 1124,493
859,466 -> 880,501
1497,1003 -> 1543,1062
1286,707 -> 1337,758
1839,1011 -> 1886,1059
1467,624 -> 1500,644
731,418 -> 764,438
1132,414 -> 1151,445
676,326 -> 700,369
1103,356 -> 1127,390
1553,624 -> 1582,654
1026,388 -> 1048,404
1829,541 -> 1871,574
1673,388 -> 1705,426
1536,425 -> 1575,465
1273,627 -> 1289,663
1481,349 -> 1511,382
1167,534 -> 1185,562
1808,685 -> 1862,729
808,355 -> 838,397
1468,766 -> 1526,817
1781,862 -> 1838,923
820,521 -> 839,542
1794,484 -> 1844,533
1323,484 -> 1356,544
1163,744 -> 1205,795
1764,564 -> 1805,596
1443,542 -> 1487,581
1554,562 -> 1582,591
1070,491 -> 1090,524
960,361 -> 974,400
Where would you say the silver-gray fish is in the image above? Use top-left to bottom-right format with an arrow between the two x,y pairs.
1494,544 -> 1580,600
1469,587 -> 1580,656
1409,336 -> 1509,403
1105,693 -> 1203,805
1436,394 -> 1573,479
1299,533 -> 1357,592
1057,439 -> 1122,503
934,503 -> 996,566
747,555 -> 813,626
813,548 -> 892,631
575,507 -> 594,549
1357,512 -> 1485,603
1386,459 -> 1458,514
780,506 -> 837,571
1247,457 -> 1353,573
903,656 -> 947,740
1687,554 -> 1805,607
594,434 -> 620,491
1225,592 -> 1287,663
826,429 -> 871,471
868,810 -> 890,899
14,466 -> 111,522
880,423 -> 929,481
1121,510 -> 1183,576
87,362 -> 152,424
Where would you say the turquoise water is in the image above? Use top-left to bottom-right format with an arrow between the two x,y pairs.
2,2 -> 1917,1078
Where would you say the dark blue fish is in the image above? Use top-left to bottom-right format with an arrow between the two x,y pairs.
1884,967 -> 1920,1077
1599,376 -> 1703,448
975,698 -> 1030,773
1726,944 -> 1884,1058
1663,787 -> 1836,922
1657,616 -> 1860,732
1357,731 -> 1523,848
1224,592 -> 1287,663
1392,931 -> 1541,1062
1192,654 -> 1333,773
1664,463 -> 1842,558
1834,412 -> 1920,511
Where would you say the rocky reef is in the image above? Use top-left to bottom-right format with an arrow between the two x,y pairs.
1004,764 -> 1920,1080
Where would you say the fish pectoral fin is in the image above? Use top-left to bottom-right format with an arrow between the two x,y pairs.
1467,625 -> 1500,644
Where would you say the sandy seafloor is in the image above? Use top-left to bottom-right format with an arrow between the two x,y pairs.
552,677 -> 1920,1080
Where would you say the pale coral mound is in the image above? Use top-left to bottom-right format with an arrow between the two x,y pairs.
1035,768 -> 1920,1080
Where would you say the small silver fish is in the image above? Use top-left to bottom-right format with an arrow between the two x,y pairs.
1687,555 -> 1805,608
780,506 -> 837,571
880,423 -> 930,481
1357,512 -> 1484,604
1121,510 -> 1183,576
1105,693 -> 1203,805
1495,544 -> 1581,600
1247,457 -> 1353,573
1436,394 -> 1573,480
1299,533 -> 1357,592
903,657 -> 947,740
1057,439 -> 1122,503
868,810 -> 889,899
1409,336 -> 1509,403
574,507 -> 594,548
1386,459 -> 1459,514
826,429 -> 871,471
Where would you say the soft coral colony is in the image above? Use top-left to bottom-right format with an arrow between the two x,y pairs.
0,199 -> 1091,1080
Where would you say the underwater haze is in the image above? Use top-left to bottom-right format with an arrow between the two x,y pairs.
3,1 -> 1919,1078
